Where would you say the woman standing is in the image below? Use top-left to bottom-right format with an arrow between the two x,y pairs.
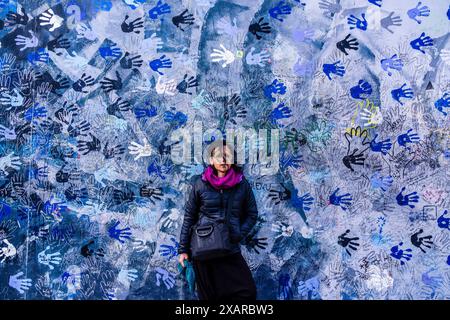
178,142 -> 258,300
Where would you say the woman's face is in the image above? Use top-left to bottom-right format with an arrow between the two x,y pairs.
209,146 -> 233,174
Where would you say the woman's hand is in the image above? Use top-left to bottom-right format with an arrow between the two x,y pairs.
178,253 -> 189,267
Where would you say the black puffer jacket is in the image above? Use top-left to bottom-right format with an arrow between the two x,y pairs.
178,172 -> 258,256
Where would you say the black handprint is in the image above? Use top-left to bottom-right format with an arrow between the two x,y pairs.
77,133 -> 102,155
410,229 -> 433,253
176,74 -> 198,95
54,101 -> 80,124
242,229 -> 268,254
100,71 -> 123,93
113,188 -> 135,205
47,34 -> 70,53
68,119 -> 91,138
6,7 -> 29,26
337,230 -> 360,256
107,97 -> 131,117
249,17 -> 271,40
72,73 -> 95,93
172,9 -> 195,31
223,93 -> 247,124
120,52 -> 143,69
121,15 -> 144,33
102,142 -> 125,159
342,148 -> 365,171
139,185 -> 164,204
336,34 -> 359,55
268,183 -> 292,205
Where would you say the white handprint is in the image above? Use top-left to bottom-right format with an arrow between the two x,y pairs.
155,76 -> 177,96
245,47 -> 270,67
161,208 -> 180,229
0,239 -> 17,263
360,106 -> 383,127
39,9 -> 64,32
271,222 -> 294,238
118,268 -> 138,286
38,246 -> 62,270
0,125 -> 16,141
0,88 -> 24,108
128,138 -> 153,160
155,267 -> 175,289
9,272 -> 32,294
210,44 -> 235,68
15,30 -> 38,51
0,152 -> 21,172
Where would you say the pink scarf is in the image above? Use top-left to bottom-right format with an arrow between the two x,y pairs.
201,165 -> 243,190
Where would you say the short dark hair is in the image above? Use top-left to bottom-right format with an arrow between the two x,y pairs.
208,141 -> 243,174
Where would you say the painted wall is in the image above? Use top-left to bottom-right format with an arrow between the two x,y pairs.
0,0 -> 449,300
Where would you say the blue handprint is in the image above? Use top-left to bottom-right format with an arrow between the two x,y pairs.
292,192 -> 314,212
159,237 -> 179,259
292,192 -> 314,223
410,32 -> 433,54
347,14 -> 368,31
269,1 -> 292,22
329,188 -> 352,211
278,273 -> 293,300
391,83 -> 413,105
147,159 -> 167,180
0,201 -> 12,221
370,172 -> 393,192
134,105 -> 157,119
24,103 -> 47,121
448,5 -> 450,20
264,79 -> 287,102
397,129 -> 419,148
390,242 -> 413,265
93,0 -> 113,11
108,221 -> 132,243
434,93 -> 450,116
148,0 -> 171,20
437,210 -> 449,230
27,48 -> 49,65
407,2 -> 430,24
380,54 -> 403,76
396,187 -> 419,208
368,0 -> 382,7
322,60 -> 345,80
350,79 -> 372,99
280,152 -> 302,171
270,102 -> 292,125
43,197 -> 67,217
99,43 -> 122,58
163,110 -> 187,129
370,134 -> 392,155
149,55 -> 172,75
297,276 -> 321,300
122,0 -> 145,10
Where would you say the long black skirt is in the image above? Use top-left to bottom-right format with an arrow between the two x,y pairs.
192,252 -> 257,301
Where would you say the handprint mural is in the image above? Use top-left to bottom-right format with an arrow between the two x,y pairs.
0,0 -> 449,300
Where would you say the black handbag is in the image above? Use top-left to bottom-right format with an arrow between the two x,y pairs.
189,187 -> 237,261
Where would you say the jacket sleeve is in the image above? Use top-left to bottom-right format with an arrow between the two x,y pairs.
239,179 -> 258,240
178,178 -> 200,255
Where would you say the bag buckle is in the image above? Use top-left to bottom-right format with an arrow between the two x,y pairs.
195,225 -> 214,237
